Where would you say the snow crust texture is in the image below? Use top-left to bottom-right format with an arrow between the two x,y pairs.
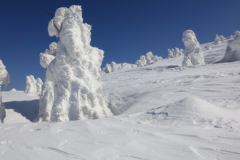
38,5 -> 112,122
24,75 -> 43,95
136,51 -> 163,67
182,30 -> 205,66
220,30 -> 240,62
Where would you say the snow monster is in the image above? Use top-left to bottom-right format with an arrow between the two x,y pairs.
38,5 -> 112,122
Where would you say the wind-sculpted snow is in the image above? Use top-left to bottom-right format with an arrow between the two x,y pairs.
168,48 -> 184,58
135,52 -> 163,67
182,30 -> 205,66
40,42 -> 57,69
102,61 -> 136,74
25,75 -> 43,95
220,30 -> 240,62
0,60 -> 10,123
38,5 -> 112,122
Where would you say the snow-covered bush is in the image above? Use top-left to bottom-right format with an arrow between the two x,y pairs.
220,30 -> 240,62
25,75 -> 43,95
0,60 -> 10,123
38,5 -> 112,122
102,62 -> 135,74
182,30 -> 205,66
214,34 -> 226,44
40,42 -> 57,69
136,52 -> 162,67
168,48 -> 184,58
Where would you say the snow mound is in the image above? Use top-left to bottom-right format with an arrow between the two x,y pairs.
24,75 -> 43,95
182,30 -> 205,66
146,97 -> 237,129
38,5 -> 112,122
219,30 -> 240,62
10,88 -> 17,92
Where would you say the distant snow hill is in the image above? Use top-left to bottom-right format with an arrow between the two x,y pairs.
1,38 -> 240,159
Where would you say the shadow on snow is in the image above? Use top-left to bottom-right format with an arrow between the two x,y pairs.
4,100 -> 39,122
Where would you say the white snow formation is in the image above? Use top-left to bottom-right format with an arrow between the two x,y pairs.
38,5 -> 112,122
136,51 -> 163,67
168,48 -> 184,58
220,30 -> 240,62
102,61 -> 136,74
214,34 -> 226,44
182,30 -> 205,66
24,75 -> 43,95
0,60 -> 10,123
40,42 -> 57,69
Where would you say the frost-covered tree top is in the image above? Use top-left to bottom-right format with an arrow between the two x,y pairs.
38,5 -> 112,122
0,60 -> 10,85
182,30 -> 205,66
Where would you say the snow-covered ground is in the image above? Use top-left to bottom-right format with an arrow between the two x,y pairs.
1,39 -> 240,159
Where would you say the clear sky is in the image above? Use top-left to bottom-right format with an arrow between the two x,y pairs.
0,0 -> 239,91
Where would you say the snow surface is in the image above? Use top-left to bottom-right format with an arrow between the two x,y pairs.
38,6 -> 112,122
1,34 -> 240,159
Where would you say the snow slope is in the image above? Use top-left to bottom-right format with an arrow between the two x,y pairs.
1,38 -> 240,159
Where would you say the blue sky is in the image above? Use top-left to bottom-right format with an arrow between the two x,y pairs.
0,0 -> 240,91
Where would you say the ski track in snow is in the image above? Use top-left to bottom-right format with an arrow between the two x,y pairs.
1,40 -> 240,159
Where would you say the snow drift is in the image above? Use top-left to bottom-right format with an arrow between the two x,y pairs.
220,30 -> 240,62
146,97 -> 235,128
38,5 -> 112,122
24,75 -> 43,95
182,30 -> 205,66
0,60 -> 10,123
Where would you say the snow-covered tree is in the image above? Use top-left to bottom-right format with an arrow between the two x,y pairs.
168,49 -> 173,58
136,52 -> 162,67
38,5 -> 112,122
40,42 -> 57,69
182,30 -> 205,66
214,34 -> 226,45
102,62 -> 135,74
25,75 -> 43,95
0,60 -> 10,123
168,48 -> 184,58
220,30 -> 240,62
